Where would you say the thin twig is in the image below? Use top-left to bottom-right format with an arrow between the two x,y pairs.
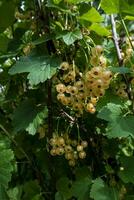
60,109 -> 76,123
120,15 -> 134,51
110,15 -> 123,65
110,14 -> 133,104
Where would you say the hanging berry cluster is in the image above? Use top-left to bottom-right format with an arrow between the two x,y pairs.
56,45 -> 113,116
49,134 -> 88,166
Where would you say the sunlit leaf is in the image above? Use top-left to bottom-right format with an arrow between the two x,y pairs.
9,55 -> 60,85
63,29 -> 82,45
89,23 -> 110,36
26,107 -> 48,135
78,7 -> 103,22
90,178 -> 119,200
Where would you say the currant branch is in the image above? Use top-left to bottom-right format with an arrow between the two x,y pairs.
110,14 -> 134,106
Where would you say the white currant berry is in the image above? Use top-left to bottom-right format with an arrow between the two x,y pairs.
77,145 -> 83,152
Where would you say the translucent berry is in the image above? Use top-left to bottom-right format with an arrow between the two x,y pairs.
56,83 -> 66,93
91,67 -> 102,78
57,137 -> 65,146
77,145 -> 83,152
95,45 -> 103,54
60,62 -> 69,70
50,148 -> 57,156
81,140 -> 88,148
68,159 -> 76,166
65,145 -> 73,152
79,151 -> 86,159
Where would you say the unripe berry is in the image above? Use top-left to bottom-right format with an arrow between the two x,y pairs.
71,140 -> 77,146
73,151 -> 78,159
120,83 -> 127,89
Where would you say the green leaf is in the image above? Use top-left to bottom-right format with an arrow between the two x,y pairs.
56,177 -> 72,199
0,148 -> 14,188
66,0 -> 92,4
119,156 -> 134,183
101,0 -> 119,14
55,192 -> 64,200
13,99 -> 38,132
7,187 -> 22,200
71,177 -> 91,200
0,185 -> 9,200
97,103 -> 134,138
124,15 -> 134,21
109,66 -> 132,74
9,55 -> 60,85
107,116 -> 134,138
90,178 -> 119,200
89,23 -> 110,36
0,34 -> 9,53
120,0 -> 134,15
22,180 -> 42,200
101,0 -> 134,15
0,1 -> 16,32
97,103 -> 122,122
53,0 -> 62,5
78,7 -> 103,23
63,29 -> 82,45
75,166 -> 91,180
56,168 -> 91,200
126,195 -> 134,200
26,107 -> 48,135
96,90 -> 123,111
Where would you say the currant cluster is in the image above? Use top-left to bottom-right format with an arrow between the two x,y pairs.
56,46 -> 112,115
49,134 -> 88,166
115,83 -> 128,98
123,37 -> 134,64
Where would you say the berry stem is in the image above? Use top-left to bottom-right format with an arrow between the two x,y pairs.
110,14 -> 134,109
77,123 -> 81,142
120,15 -> 134,51
110,15 -> 123,65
